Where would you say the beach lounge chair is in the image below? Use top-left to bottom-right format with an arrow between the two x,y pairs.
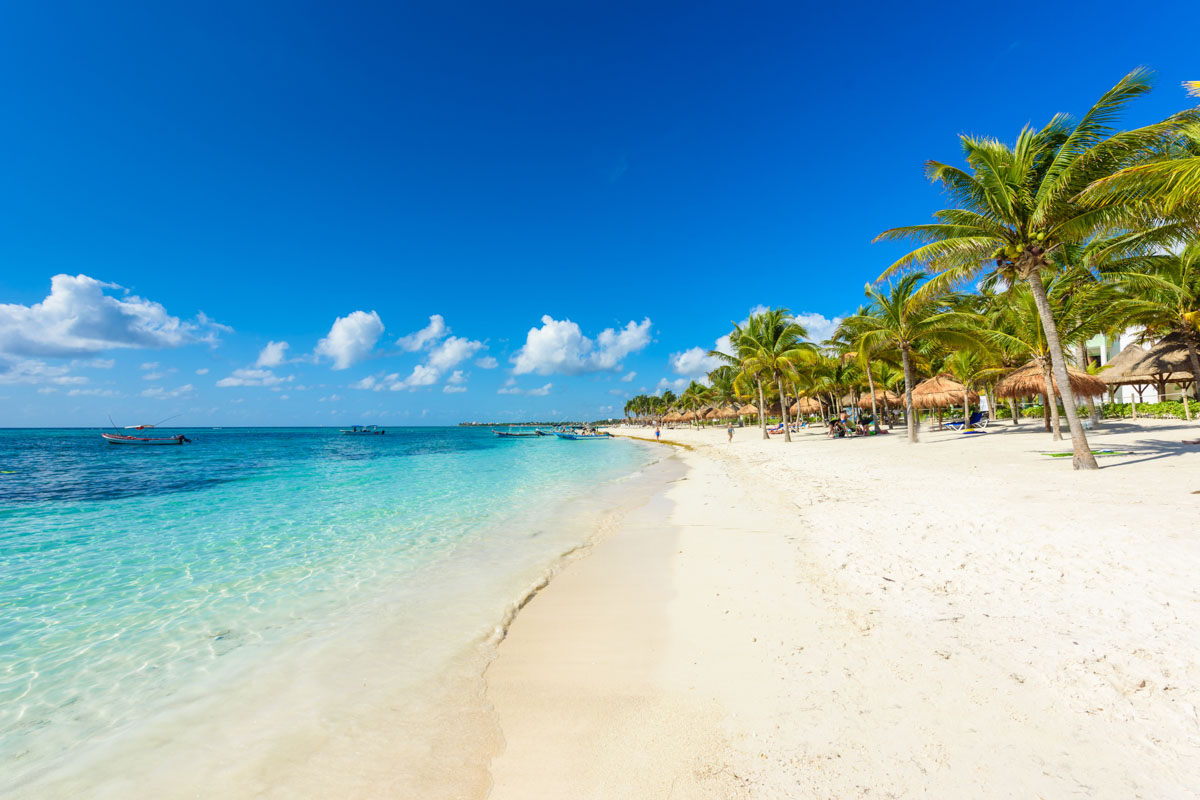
945,411 -> 987,432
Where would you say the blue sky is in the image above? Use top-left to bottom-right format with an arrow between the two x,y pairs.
1,1 -> 1197,425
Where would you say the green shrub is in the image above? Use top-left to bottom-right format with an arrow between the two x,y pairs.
1100,400 -> 1191,419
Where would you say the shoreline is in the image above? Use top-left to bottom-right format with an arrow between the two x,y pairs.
482,419 -> 1200,797
7,437 -> 672,800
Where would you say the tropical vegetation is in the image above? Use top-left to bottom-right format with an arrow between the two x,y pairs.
620,70 -> 1199,472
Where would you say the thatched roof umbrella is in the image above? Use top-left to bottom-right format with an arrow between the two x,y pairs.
910,375 -> 979,408
789,396 -> 822,415
1097,343 -> 1153,416
994,359 -> 1106,399
1132,333 -> 1195,383
911,375 -> 979,430
680,410 -> 698,422
738,405 -> 760,417
1130,333 -> 1196,419
717,406 -> 740,419
857,390 -> 901,410
1098,344 -> 1150,386
703,407 -> 721,420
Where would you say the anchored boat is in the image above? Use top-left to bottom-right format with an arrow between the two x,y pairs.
492,427 -> 541,438
101,415 -> 191,445
102,432 -> 191,445
341,425 -> 386,435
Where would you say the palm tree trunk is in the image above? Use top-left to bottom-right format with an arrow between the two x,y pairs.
1026,270 -> 1097,469
1010,398 -> 1019,426
1074,341 -> 1100,427
756,380 -> 768,440
1040,360 -> 1062,440
962,385 -> 971,428
864,356 -> 880,434
901,346 -> 917,443
777,376 -> 792,442
1184,332 -> 1200,404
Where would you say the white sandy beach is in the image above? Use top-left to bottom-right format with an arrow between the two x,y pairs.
484,418 -> 1200,798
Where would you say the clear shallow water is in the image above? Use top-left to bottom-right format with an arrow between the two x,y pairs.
0,427 -> 655,794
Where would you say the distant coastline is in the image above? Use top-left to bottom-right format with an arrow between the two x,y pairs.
458,418 -> 622,427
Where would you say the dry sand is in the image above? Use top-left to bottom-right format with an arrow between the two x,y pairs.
484,417 -> 1200,798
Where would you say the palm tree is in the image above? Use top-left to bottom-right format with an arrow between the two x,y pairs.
730,309 -> 814,442
1103,240 -> 1200,395
707,365 -> 742,411
1077,80 -> 1200,218
875,69 -> 1195,469
679,381 -> 712,427
843,274 -> 980,443
835,307 -> 894,433
943,349 -> 1003,428
983,274 -> 1134,436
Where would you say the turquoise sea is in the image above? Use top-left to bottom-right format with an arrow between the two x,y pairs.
0,427 -> 659,797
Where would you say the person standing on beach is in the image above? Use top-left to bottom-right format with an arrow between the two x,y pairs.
655,425 -> 660,441
727,423 -> 734,443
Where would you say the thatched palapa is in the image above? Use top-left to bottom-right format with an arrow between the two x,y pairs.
994,359 -> 1106,399
1098,344 -> 1151,386
738,405 -> 760,417
717,406 -> 740,419
1131,332 -> 1196,384
857,389 -> 901,410
910,375 -> 978,409
789,396 -> 822,415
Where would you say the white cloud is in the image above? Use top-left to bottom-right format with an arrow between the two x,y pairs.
352,364 -> 440,392
0,274 -> 225,357
393,364 -> 439,390
318,394 -> 340,402
195,367 -> 210,375
0,358 -> 87,386
656,377 -> 689,394
140,362 -> 159,370
669,331 -> 734,379
428,336 -> 484,371
141,383 -> 194,399
498,380 -> 553,396
216,368 -> 292,387
475,356 -> 498,369
442,370 -> 468,393
194,312 -> 235,342
669,346 -> 720,378
447,370 -> 466,385
511,316 -> 651,375
443,384 -> 467,393
397,314 -> 448,351
68,388 -> 122,397
142,372 -> 164,380
792,312 -> 844,344
315,310 -> 384,370
620,371 -> 636,382
72,358 -> 114,369
255,340 -> 290,368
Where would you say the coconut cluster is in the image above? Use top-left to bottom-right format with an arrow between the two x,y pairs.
993,231 -> 1049,267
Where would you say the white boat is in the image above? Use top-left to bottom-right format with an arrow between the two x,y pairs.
340,425 -> 386,435
102,424 -> 191,446
101,416 -> 191,445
